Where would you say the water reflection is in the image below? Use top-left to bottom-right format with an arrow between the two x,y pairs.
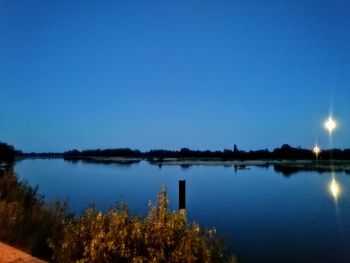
328,173 -> 344,233
328,173 -> 341,202
329,176 -> 341,201
64,158 -> 141,167
15,159 -> 350,263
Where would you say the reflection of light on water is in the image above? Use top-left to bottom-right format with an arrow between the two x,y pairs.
329,177 -> 341,201
328,174 -> 343,231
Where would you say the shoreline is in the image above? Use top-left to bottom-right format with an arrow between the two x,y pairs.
15,156 -> 350,174
0,242 -> 46,263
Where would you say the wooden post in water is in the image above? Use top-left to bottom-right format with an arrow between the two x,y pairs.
179,180 -> 186,214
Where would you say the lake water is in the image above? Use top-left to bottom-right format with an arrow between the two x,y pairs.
15,159 -> 350,263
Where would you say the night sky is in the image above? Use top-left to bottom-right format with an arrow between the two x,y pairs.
1,0 -> 350,152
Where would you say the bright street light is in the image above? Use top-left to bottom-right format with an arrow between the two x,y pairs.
313,144 -> 321,158
324,116 -> 337,135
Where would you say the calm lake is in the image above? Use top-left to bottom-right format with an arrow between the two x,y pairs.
15,158 -> 350,263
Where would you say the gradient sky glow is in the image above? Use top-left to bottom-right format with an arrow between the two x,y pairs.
1,0 -> 350,152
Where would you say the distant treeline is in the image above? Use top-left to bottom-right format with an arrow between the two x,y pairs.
63,144 -> 350,161
3,141 -> 350,161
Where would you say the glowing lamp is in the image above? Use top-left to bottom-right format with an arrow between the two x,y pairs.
313,145 -> 321,158
324,117 -> 337,134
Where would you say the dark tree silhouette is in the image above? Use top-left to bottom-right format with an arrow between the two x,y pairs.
0,142 -> 17,163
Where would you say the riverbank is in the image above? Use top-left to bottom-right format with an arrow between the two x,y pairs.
0,242 -> 46,263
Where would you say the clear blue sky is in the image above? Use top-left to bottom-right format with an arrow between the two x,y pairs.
1,0 -> 350,152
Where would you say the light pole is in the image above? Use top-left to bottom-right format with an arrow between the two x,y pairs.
323,115 -> 342,202
324,115 -> 337,157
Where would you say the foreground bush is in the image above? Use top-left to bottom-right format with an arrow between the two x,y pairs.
50,189 -> 236,263
0,167 -> 236,262
0,168 -> 67,259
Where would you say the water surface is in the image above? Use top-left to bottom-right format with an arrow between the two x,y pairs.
15,159 -> 350,263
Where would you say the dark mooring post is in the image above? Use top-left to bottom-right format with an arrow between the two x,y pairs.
179,180 -> 186,213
